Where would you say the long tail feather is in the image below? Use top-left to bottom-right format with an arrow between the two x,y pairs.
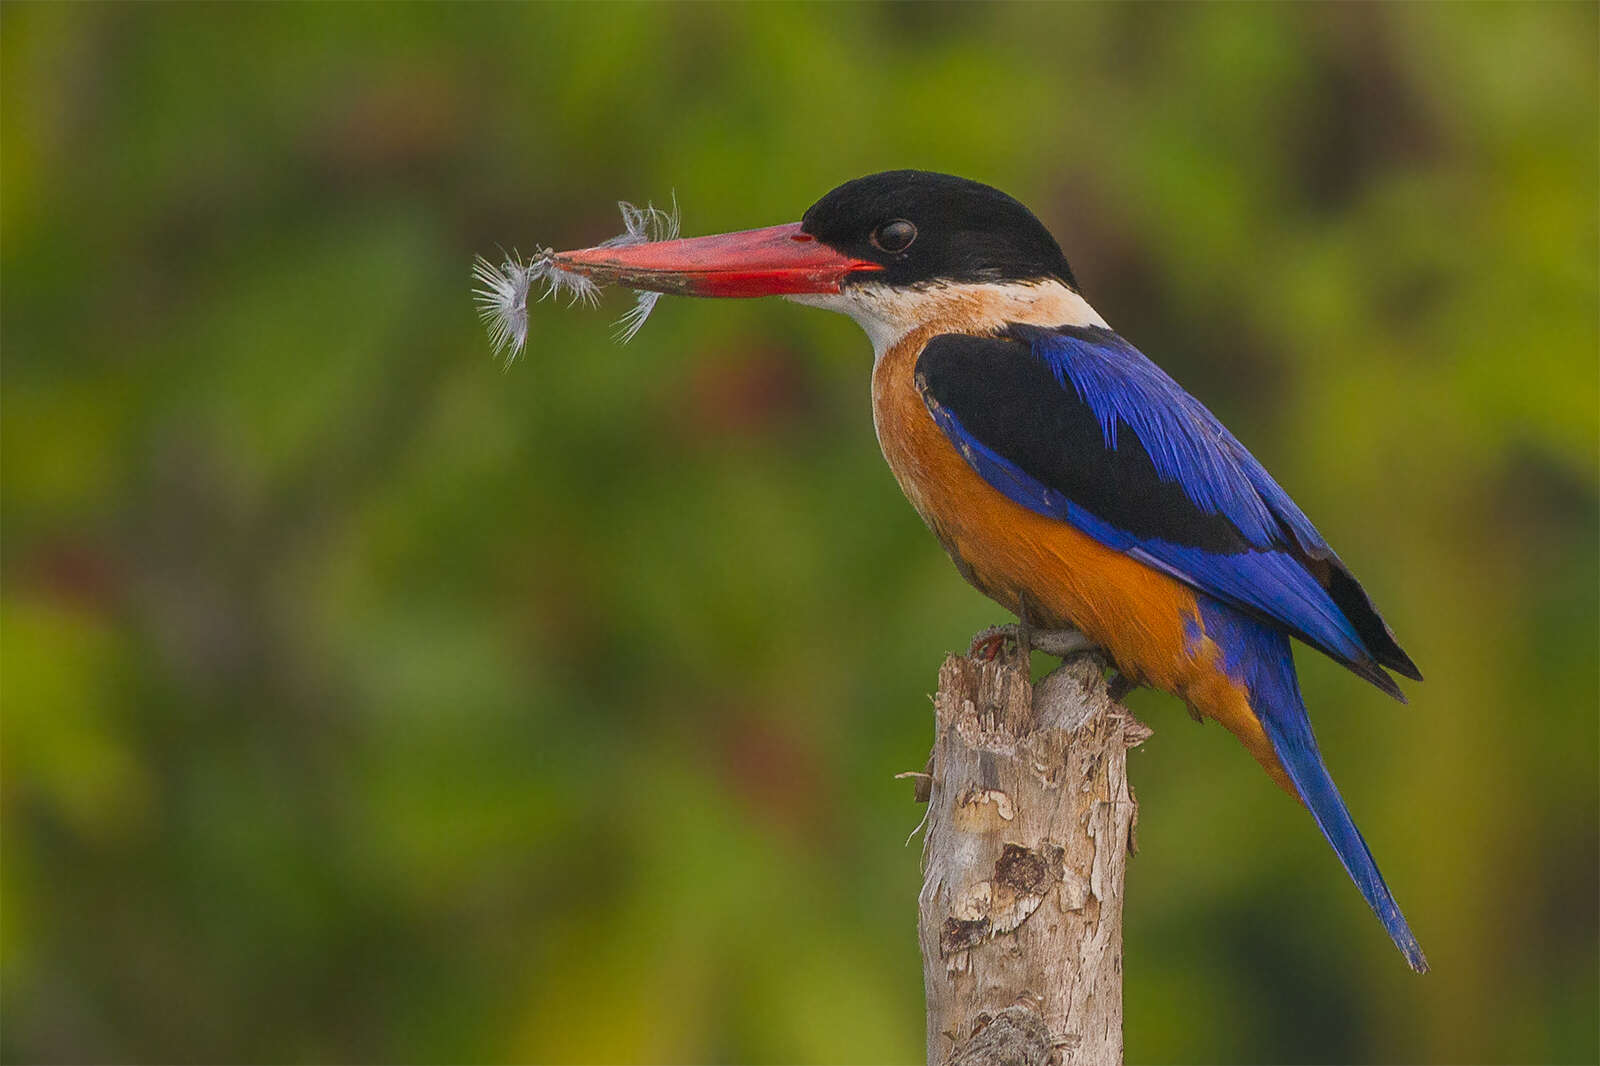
1201,598 -> 1429,972
1259,696 -> 1429,972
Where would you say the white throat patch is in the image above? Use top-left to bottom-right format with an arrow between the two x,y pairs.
787,279 -> 1109,361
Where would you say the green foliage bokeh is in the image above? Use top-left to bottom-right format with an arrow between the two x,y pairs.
2,3 -> 1596,1063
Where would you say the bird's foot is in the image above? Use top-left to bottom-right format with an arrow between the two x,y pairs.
969,625 -> 1014,662
968,624 -> 1144,702
969,624 -> 1099,662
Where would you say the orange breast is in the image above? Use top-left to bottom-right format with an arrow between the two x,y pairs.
873,328 -> 1292,793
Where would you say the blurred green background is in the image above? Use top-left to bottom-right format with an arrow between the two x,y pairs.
3,3 -> 1596,1063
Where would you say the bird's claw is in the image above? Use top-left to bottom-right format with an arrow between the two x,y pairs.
968,623 -> 1100,662
969,624 -> 1019,661
967,625 -> 1145,702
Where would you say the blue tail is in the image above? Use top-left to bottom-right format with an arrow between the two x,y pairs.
1199,598 -> 1429,973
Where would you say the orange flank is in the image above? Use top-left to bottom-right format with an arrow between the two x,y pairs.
873,325 -> 1295,797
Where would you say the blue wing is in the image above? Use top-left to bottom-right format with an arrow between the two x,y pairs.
915,324 -> 1420,697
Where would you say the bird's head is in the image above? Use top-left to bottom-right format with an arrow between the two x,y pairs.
798,170 -> 1077,292
553,170 -> 1102,355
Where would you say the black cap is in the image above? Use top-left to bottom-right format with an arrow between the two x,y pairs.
801,170 -> 1078,291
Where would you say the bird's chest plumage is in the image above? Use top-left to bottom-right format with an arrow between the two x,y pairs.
871,333 -> 983,564
872,331 -> 1078,614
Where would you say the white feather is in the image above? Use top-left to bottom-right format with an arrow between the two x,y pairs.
537,257 -> 602,309
471,253 -> 537,362
613,291 -> 662,344
604,195 -> 679,344
602,194 -> 680,248
473,194 -> 682,360
471,251 -> 601,364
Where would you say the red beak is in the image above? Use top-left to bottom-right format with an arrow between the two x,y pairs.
551,222 -> 881,298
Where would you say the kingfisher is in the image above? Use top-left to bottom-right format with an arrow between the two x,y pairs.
542,169 -> 1427,972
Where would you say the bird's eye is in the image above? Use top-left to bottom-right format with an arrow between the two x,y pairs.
871,219 -> 917,254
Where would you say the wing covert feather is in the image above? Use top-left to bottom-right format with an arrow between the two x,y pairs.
915,325 -> 1418,695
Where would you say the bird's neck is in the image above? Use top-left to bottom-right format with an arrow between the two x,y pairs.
789,278 -> 1108,363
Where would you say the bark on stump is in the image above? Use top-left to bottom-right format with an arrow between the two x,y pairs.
917,650 -> 1151,1066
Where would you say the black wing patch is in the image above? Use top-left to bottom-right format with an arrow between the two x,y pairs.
916,332 -> 1247,553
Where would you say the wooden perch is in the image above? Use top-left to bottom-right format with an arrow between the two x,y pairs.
917,649 -> 1151,1066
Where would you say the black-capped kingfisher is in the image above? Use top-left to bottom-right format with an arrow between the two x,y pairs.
541,170 -> 1426,972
